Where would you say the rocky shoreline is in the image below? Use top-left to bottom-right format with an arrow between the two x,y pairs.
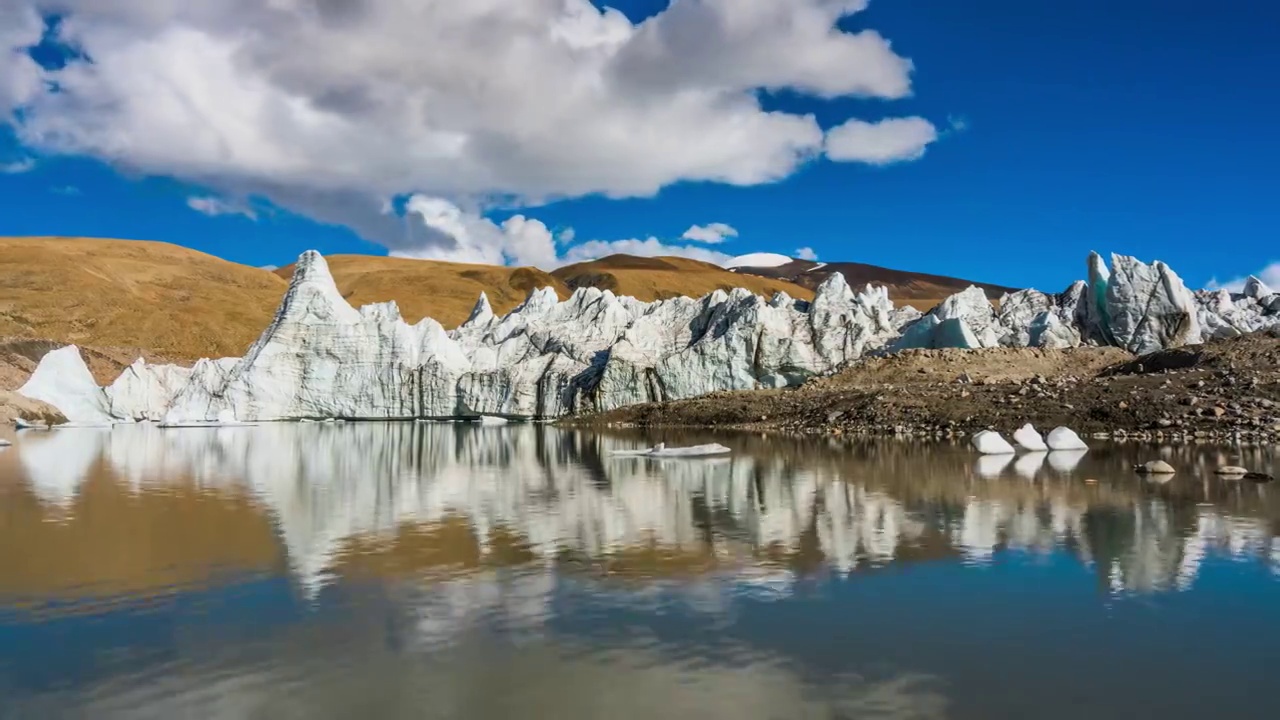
568,331 -> 1280,446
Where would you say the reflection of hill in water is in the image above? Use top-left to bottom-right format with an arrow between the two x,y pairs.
3,424 -> 1278,602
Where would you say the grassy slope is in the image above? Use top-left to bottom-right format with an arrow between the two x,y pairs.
0,237 -> 287,364
552,255 -> 815,302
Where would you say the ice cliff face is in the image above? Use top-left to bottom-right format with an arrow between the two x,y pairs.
20,250 -> 1280,423
18,346 -> 112,425
145,252 -> 918,422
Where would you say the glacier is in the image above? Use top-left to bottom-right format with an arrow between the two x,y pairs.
16,249 -> 1280,424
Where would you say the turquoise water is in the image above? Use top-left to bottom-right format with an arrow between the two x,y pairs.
1,424 -> 1277,719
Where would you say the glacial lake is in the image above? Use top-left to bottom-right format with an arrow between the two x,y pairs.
1,424 -> 1278,719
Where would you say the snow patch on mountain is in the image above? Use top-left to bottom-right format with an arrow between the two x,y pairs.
726,253 -> 794,268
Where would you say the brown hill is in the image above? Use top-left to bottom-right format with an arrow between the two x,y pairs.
730,258 -> 1017,311
553,255 -> 814,302
0,237 -> 287,366
273,254 -> 571,327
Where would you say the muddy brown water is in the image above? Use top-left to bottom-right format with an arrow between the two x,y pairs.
1,423 -> 1277,719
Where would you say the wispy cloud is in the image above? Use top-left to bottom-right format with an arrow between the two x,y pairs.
391,195 -> 734,268
795,247 -> 819,261
824,117 -> 939,165
50,185 -> 81,196
187,195 -> 258,220
681,223 -> 739,244
1206,262 -> 1280,293
0,158 -> 36,174
558,237 -> 732,267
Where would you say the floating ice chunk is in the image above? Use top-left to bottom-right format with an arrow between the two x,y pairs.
611,442 -> 732,458
478,416 -> 509,426
15,418 -> 46,430
1013,423 -> 1049,451
971,430 -> 1015,455
1046,427 -> 1088,451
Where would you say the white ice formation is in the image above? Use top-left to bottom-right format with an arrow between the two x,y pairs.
1047,427 -> 1089,451
16,250 -> 1280,423
1013,424 -> 1049,452
971,430 -> 1016,455
610,442 -> 732,458
17,345 -> 112,426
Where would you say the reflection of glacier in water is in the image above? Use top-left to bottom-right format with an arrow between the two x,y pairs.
11,423 -> 1280,600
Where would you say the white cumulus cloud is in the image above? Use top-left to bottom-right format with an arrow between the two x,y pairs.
795,247 -> 819,261
0,3 -> 43,114
394,195 -> 560,268
394,195 -> 731,268
681,223 -> 739,244
559,237 -> 732,267
1207,262 -> 1280,293
825,116 -> 939,165
187,195 -> 257,220
1,0 -> 933,258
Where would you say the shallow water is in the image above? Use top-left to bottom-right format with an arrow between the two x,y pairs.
1,424 -> 1277,719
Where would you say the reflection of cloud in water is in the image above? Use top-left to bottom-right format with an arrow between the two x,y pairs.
65,619 -> 950,720
8,424 -> 1280,599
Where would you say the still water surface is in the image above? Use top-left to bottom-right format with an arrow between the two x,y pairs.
1,424 -> 1278,719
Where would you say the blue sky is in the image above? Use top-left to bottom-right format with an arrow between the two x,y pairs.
1,0 -> 1276,293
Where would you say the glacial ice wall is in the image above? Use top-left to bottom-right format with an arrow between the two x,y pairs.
18,250 -> 1280,423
